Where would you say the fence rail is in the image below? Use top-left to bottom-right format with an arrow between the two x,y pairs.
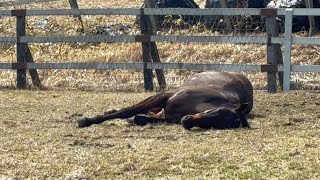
1,8 -> 320,16
0,62 -> 282,71
1,62 -> 319,72
1,35 -> 320,45
0,0 -> 59,7
0,36 -> 285,44
0,8 -> 320,92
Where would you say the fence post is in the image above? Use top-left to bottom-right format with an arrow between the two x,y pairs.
140,8 -> 153,91
263,8 -> 282,93
15,11 -> 27,89
26,46 -> 42,88
14,9 -> 42,89
144,0 -> 166,91
150,43 -> 166,91
68,0 -> 84,31
283,9 -> 293,92
144,0 -> 160,30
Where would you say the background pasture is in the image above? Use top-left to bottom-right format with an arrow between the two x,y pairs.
0,0 -> 320,91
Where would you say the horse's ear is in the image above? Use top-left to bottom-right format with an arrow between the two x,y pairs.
235,103 -> 250,115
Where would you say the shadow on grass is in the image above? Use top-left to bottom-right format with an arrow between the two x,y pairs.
248,113 -> 267,119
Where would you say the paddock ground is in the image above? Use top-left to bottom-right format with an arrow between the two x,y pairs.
0,90 -> 320,179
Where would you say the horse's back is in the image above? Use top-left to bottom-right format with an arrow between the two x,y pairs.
181,72 -> 249,88
181,71 -> 253,112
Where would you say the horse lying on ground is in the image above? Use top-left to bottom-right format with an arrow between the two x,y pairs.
78,71 -> 253,130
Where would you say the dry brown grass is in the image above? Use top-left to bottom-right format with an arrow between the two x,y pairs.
0,90 -> 320,179
0,1 -> 319,179
0,0 -> 320,91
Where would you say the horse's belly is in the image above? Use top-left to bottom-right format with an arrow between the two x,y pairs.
163,88 -> 240,123
163,105 -> 198,123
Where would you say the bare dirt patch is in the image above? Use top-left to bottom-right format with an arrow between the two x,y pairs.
0,90 -> 319,179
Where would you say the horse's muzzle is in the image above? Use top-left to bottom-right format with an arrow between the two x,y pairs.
181,115 -> 196,130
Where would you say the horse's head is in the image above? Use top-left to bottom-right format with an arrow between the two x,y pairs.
181,103 -> 250,130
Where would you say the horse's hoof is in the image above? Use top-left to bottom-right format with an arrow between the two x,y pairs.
78,118 -> 90,128
181,116 -> 196,130
127,117 -> 135,124
134,115 -> 148,126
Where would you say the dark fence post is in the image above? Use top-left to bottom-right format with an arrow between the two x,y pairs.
14,9 -> 42,89
144,0 -> 166,91
26,46 -> 42,88
150,43 -> 166,91
140,8 -> 153,91
68,0 -> 84,31
15,11 -> 27,89
144,0 -> 160,30
263,8 -> 283,93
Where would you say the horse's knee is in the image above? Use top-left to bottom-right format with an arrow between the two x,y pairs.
149,107 -> 163,114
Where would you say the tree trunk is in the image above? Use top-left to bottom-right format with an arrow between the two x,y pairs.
219,0 -> 233,33
305,0 -> 317,36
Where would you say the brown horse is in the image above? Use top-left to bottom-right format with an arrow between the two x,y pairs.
78,71 -> 253,130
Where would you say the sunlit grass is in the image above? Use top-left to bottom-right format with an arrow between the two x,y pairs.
0,90 -> 319,179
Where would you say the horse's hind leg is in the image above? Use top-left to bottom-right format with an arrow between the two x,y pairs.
130,110 -> 165,126
104,109 -> 118,115
104,108 -> 161,118
78,93 -> 170,128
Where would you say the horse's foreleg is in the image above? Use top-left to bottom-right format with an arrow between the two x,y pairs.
78,93 -> 170,128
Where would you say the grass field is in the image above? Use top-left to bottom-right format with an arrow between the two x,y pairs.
0,90 -> 319,179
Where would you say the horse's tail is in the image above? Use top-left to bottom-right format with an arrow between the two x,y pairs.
78,93 -> 170,128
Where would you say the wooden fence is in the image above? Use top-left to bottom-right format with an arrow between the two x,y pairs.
0,0 -> 58,7
0,8 -> 320,92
